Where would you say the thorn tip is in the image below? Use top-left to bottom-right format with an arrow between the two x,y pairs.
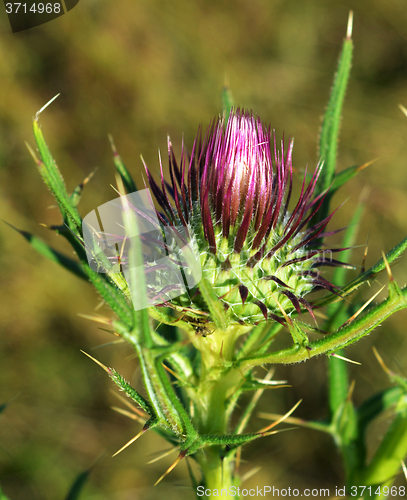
80,350 -> 110,373
399,104 -> 407,117
35,93 -> 61,120
347,11 -> 353,39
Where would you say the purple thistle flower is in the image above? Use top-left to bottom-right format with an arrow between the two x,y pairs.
144,109 -> 344,327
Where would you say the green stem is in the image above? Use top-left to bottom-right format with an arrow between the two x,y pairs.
327,194 -> 365,417
192,329 -> 246,497
238,285 -> 407,369
198,448 -> 234,498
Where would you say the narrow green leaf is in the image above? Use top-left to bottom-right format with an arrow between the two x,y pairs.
357,386 -> 402,430
114,327 -> 197,442
352,368 -> 407,491
141,348 -> 193,439
65,468 -> 91,500
330,163 -> 371,195
314,13 -> 353,224
317,164 -> 368,220
82,350 -> 157,420
5,222 -> 88,281
108,135 -> 137,193
360,413 -> 407,487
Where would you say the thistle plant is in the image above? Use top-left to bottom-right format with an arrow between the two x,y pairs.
11,13 -> 407,500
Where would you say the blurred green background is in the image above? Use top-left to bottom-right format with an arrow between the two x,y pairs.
1,0 -> 407,498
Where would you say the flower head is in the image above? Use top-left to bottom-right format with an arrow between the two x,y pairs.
145,109 -> 341,327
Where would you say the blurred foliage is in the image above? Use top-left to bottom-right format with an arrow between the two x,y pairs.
1,0 -> 407,499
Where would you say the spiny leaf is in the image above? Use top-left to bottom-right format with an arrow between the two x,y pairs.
32,118 -> 66,195
365,236 -> 407,275
5,222 -> 88,281
212,428 -> 294,458
329,161 -> 374,196
309,162 -> 372,222
31,120 -> 82,233
313,11 -> 353,226
110,368 -> 154,415
133,345 -> 196,441
81,351 -> 154,415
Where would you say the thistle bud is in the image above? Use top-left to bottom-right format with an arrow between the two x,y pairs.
144,109 -> 339,328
